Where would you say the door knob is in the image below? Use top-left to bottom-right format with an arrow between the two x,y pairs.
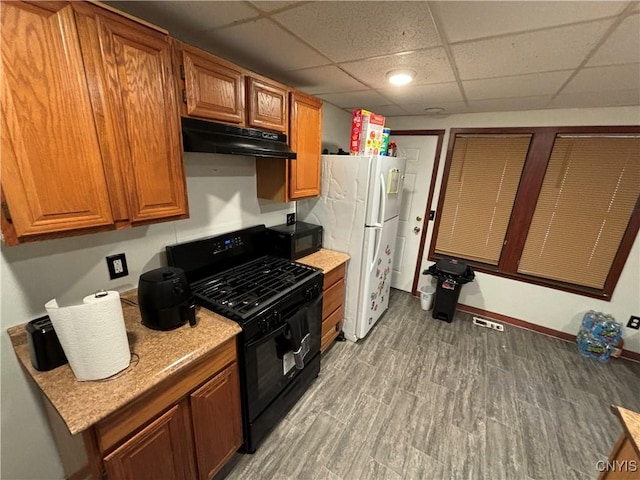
416,216 -> 422,222
413,226 -> 421,234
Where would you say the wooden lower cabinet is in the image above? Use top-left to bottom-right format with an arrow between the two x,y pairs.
190,363 -> 243,480
88,340 -> 242,480
104,403 -> 195,480
321,262 -> 347,352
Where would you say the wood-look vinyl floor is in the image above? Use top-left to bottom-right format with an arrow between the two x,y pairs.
220,289 -> 640,480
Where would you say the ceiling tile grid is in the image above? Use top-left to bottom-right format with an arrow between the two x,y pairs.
431,1 -> 628,43
199,18 -> 331,76
272,1 -> 442,63
337,48 -> 456,89
587,12 -> 640,66
104,1 -> 640,116
463,71 -> 574,100
450,19 -> 616,80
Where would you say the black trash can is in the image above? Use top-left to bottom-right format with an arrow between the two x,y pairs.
423,258 -> 475,323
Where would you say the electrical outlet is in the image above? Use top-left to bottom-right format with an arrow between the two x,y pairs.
106,253 -> 128,280
286,213 -> 296,225
627,316 -> 640,330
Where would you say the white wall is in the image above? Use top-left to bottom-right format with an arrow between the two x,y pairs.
321,103 -> 351,154
388,106 -> 640,353
0,103 -> 351,480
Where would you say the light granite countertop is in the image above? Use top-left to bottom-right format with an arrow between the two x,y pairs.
297,248 -> 349,272
7,290 -> 241,435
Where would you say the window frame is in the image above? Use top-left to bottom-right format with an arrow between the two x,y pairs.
428,125 -> 640,300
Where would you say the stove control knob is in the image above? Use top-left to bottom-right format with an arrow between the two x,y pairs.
258,318 -> 268,332
304,285 -> 319,300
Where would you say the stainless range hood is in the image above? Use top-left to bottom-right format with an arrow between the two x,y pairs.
181,117 -> 296,159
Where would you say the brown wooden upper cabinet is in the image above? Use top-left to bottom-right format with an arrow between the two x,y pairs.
178,42 -> 245,124
176,43 -> 288,134
255,91 -> 322,202
0,2 -> 115,240
0,1 -> 188,245
246,77 -> 288,134
289,91 -> 322,199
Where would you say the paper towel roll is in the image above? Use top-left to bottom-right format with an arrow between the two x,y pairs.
45,291 -> 130,381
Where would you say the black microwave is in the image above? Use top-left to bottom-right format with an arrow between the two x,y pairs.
265,222 -> 323,260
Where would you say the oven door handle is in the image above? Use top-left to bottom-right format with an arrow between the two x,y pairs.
245,322 -> 288,349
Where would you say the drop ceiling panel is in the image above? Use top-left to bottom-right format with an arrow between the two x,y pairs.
433,1 -> 628,43
452,19 -> 615,80
318,90 -> 390,109
464,71 -> 572,100
357,105 -> 410,117
250,1 -> 301,12
467,96 -> 555,113
287,66 -> 366,94
562,64 -> 640,93
379,82 -> 463,104
399,101 -> 470,115
201,19 -> 330,75
273,1 -> 441,63
104,1 -> 258,32
552,89 -> 640,108
340,49 -> 455,89
588,13 -> 640,66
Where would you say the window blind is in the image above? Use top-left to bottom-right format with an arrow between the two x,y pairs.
518,136 -> 640,289
435,135 -> 531,264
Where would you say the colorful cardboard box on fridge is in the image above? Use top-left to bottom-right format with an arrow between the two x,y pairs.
350,109 -> 386,155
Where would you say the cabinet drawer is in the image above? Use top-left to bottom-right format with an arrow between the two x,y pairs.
323,264 -> 346,291
321,307 -> 343,353
322,278 -> 344,318
322,305 -> 343,337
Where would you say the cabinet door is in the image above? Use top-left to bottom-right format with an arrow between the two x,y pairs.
76,6 -> 188,224
247,77 -> 288,133
190,362 -> 242,480
104,403 -> 195,480
289,92 -> 322,199
0,2 -> 114,239
181,44 -> 245,124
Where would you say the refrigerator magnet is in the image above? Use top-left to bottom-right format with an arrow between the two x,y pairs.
387,168 -> 400,194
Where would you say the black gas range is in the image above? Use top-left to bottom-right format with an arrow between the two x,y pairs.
166,225 -> 323,453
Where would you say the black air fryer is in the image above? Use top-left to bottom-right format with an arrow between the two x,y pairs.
138,267 -> 196,330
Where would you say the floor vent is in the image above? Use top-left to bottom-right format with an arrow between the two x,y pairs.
472,316 -> 504,331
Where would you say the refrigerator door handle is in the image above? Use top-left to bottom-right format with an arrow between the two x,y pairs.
369,225 -> 383,273
378,173 -> 387,226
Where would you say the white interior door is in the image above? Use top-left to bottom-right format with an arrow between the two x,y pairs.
391,135 -> 440,292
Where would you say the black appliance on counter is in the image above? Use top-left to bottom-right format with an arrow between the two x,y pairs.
25,316 -> 68,371
166,225 -> 323,453
138,266 -> 196,331
265,221 -> 323,260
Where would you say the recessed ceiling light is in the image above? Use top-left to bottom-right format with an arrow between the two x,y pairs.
386,69 -> 415,86
424,107 -> 446,115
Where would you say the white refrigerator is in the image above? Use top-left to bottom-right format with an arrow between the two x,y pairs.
298,154 -> 406,341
